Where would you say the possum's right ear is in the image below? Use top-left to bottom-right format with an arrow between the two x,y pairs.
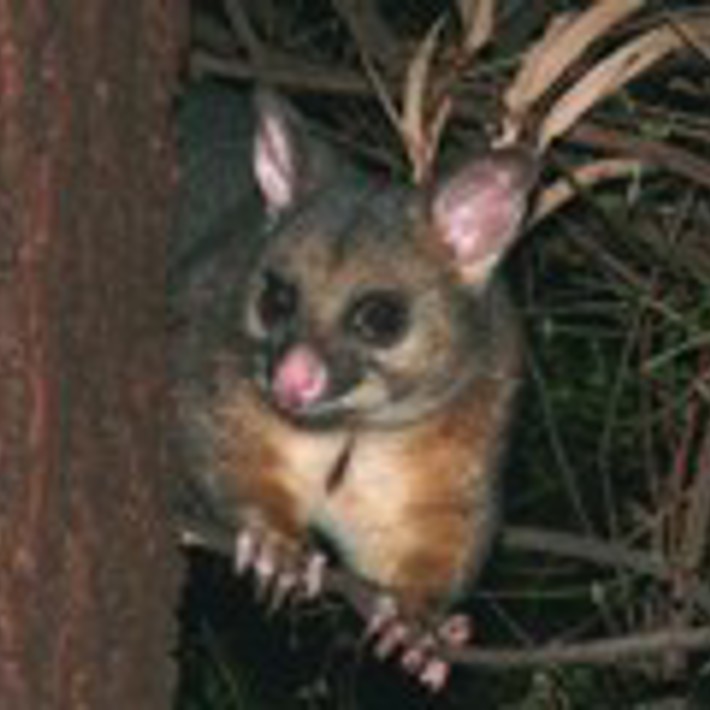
253,89 -> 337,215
431,148 -> 537,288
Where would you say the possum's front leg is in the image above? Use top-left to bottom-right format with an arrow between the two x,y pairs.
315,391 -> 502,689
209,375 -> 351,606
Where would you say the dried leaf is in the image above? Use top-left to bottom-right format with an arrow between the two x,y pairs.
457,0 -> 496,54
501,0 -> 644,146
537,19 -> 705,149
416,95 -> 453,183
402,17 -> 446,179
531,158 -> 645,224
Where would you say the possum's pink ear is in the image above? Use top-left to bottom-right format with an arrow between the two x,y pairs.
432,149 -> 536,287
253,89 -> 336,215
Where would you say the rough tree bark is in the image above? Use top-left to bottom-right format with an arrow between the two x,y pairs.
0,3 -> 185,709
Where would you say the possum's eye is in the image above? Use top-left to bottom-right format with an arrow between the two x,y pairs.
257,269 -> 299,330
347,290 -> 409,348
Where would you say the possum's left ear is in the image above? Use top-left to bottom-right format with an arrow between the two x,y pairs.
432,149 -> 537,288
253,89 -> 338,215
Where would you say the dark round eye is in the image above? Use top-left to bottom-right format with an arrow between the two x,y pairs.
347,290 -> 409,348
257,269 -> 299,330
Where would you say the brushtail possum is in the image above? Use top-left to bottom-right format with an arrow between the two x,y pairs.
172,81 -> 535,688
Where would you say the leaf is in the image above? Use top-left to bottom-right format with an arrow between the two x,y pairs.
500,0 -> 644,146
531,158 -> 645,225
457,0 -> 496,54
401,16 -> 446,180
537,18 -> 710,149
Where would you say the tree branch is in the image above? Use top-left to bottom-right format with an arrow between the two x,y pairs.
178,516 -> 710,670
453,625 -> 710,669
501,526 -> 710,612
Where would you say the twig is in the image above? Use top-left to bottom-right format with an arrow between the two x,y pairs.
681,419 -> 710,586
570,121 -> 710,191
502,527 -> 660,580
453,625 -> 710,669
525,349 -> 596,536
530,157 -> 645,225
331,0 -> 401,68
223,0 -> 263,64
190,50 -> 375,95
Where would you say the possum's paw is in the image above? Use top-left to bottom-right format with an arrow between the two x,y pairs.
366,596 -> 471,692
233,525 -> 326,611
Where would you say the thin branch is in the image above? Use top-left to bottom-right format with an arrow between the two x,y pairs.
453,625 -> 710,669
525,349 -> 596,536
178,515 -> 710,669
223,0 -> 264,63
530,157 -> 645,225
179,513 -> 710,607
682,419 -> 710,578
331,0 -> 401,68
189,50 -> 375,95
570,121 -> 710,191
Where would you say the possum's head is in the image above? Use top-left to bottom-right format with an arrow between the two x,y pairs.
242,89 -> 535,428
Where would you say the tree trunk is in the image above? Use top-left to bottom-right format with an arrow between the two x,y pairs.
0,3 -> 185,708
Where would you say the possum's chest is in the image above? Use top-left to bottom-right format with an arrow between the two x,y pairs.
311,435 -> 416,562
268,426 -> 416,537
276,426 -> 470,590
210,376 -> 487,593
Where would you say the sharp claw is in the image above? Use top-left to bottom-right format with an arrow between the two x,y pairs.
366,595 -> 398,638
253,545 -> 277,599
233,525 -> 330,613
234,530 -> 256,574
255,545 -> 275,580
438,614 -> 471,648
401,645 -> 426,673
374,622 -> 409,659
420,658 -> 449,693
401,634 -> 435,673
266,572 -> 297,614
303,552 -> 326,599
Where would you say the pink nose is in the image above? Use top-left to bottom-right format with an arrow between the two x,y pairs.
271,344 -> 329,410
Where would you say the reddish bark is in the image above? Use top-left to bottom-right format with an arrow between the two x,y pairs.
0,2 -> 185,708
